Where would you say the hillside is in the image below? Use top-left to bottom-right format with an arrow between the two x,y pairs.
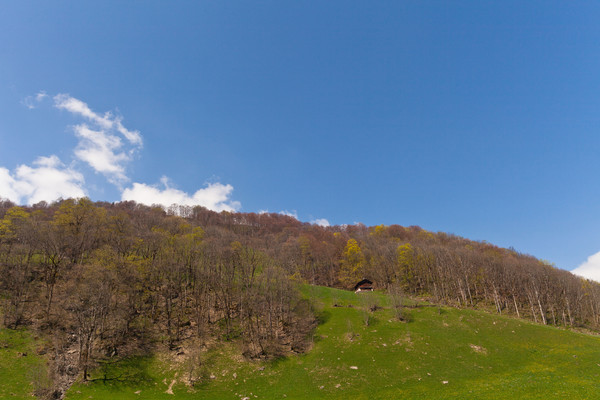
52,286 -> 600,399
2,199 -> 600,398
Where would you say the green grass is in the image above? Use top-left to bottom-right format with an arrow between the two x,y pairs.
0,328 -> 48,399
58,286 -> 600,398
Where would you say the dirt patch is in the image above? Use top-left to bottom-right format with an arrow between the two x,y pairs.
165,373 -> 178,395
469,344 -> 487,354
394,333 -> 413,347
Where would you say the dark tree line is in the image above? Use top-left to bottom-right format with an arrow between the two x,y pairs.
171,204 -> 600,331
0,198 -> 315,388
342,225 -> 600,330
1,197 -> 600,389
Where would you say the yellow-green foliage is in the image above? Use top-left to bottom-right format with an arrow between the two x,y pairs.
339,239 -> 366,288
396,242 -> 415,287
370,224 -> 387,237
0,206 -> 30,241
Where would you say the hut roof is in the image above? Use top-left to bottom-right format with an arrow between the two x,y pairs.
354,279 -> 373,291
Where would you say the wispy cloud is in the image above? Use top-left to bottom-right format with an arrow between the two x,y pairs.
3,92 -> 244,212
54,94 -> 141,185
311,218 -> 330,227
54,94 -> 142,146
0,156 -> 86,205
258,210 -> 330,226
279,210 -> 298,219
21,90 -> 47,109
121,178 -> 241,212
72,123 -> 130,184
572,251 -> 600,282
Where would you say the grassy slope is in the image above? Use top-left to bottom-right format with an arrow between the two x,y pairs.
0,329 -> 48,399
58,286 -> 600,399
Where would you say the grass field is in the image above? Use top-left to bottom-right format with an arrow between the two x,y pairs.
6,285 -> 600,399
0,328 -> 48,399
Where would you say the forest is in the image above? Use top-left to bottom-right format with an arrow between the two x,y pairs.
0,198 -> 599,392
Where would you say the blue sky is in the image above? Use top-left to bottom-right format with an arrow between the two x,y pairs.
2,2 -> 600,277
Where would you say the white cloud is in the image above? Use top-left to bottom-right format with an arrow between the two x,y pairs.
0,167 -> 21,203
52,94 -> 142,185
0,156 -> 86,205
54,94 -> 142,146
21,90 -> 47,109
258,211 -> 329,226
279,210 -> 298,219
121,179 -> 241,212
73,124 -> 129,184
572,251 -> 600,282
7,92 -> 243,210
311,218 -> 330,227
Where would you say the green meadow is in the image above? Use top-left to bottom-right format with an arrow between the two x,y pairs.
5,285 -> 600,399
0,329 -> 49,399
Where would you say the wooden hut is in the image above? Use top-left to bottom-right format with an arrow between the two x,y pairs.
354,279 -> 374,293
